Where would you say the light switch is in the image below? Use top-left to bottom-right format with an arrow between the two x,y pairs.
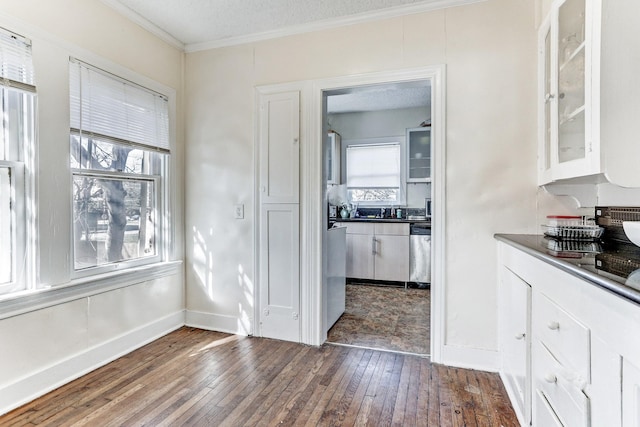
234,204 -> 244,219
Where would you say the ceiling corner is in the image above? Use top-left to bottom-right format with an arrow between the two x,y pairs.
99,0 -> 185,51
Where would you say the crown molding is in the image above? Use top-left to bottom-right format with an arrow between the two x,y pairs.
100,0 -> 185,51
186,0 -> 485,52
105,0 -> 485,53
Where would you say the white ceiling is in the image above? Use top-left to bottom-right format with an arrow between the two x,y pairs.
100,0 -> 451,112
326,81 -> 431,113
101,0 -> 483,51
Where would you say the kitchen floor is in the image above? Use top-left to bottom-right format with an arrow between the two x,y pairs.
327,282 -> 430,355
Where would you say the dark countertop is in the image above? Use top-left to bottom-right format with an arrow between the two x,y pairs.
333,218 -> 431,225
495,234 -> 640,306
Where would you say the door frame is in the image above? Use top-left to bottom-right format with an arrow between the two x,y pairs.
304,65 -> 447,362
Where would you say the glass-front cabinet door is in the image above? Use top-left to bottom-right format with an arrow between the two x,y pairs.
539,15 -> 553,184
406,127 -> 431,182
557,0 -> 586,164
538,0 -> 596,184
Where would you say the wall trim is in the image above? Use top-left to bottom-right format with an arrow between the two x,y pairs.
185,310 -> 250,336
306,66 -> 447,356
0,310 -> 185,416
0,262 -> 183,321
185,0 -> 486,52
441,344 -> 499,372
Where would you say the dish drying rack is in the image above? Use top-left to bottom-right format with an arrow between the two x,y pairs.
543,215 -> 604,241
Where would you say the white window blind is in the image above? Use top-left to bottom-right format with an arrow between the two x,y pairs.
69,59 -> 170,153
347,143 -> 401,188
0,27 -> 35,92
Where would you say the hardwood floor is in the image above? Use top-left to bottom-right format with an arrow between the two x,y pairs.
0,327 -> 518,426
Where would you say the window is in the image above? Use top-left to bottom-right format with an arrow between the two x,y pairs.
69,59 -> 169,272
0,27 -> 36,295
346,142 -> 403,205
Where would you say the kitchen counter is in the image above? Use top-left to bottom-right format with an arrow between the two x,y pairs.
333,218 -> 431,225
495,233 -> 640,305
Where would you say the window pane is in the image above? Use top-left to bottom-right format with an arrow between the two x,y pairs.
73,175 -> 156,270
0,167 -> 12,284
70,134 -> 160,175
348,188 -> 399,203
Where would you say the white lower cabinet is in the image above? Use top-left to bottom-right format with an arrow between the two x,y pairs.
499,266 -> 531,426
622,359 -> 640,427
534,390 -> 564,427
498,241 -> 640,426
342,222 -> 409,282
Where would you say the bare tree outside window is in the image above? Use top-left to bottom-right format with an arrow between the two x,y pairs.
71,135 -> 159,269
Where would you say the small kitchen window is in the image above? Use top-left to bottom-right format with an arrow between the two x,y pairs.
346,142 -> 404,206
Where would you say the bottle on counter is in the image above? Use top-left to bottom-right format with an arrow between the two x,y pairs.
396,208 -> 402,219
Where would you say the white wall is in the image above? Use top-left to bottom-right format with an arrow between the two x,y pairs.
185,0 -> 539,363
0,0 -> 185,414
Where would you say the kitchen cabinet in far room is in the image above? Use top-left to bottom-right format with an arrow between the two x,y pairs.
406,127 -> 431,182
326,131 -> 341,185
341,222 -> 409,282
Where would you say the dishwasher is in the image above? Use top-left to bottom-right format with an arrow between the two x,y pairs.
409,224 -> 431,286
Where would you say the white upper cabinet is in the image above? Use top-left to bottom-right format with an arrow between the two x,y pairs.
406,127 -> 431,182
538,0 -> 640,186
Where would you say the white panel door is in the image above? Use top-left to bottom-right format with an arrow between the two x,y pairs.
257,88 -> 301,343
259,204 -> 300,342
259,91 -> 300,204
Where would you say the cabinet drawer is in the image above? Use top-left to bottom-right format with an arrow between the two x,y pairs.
374,222 -> 409,236
534,292 -> 590,381
343,223 -> 374,235
533,340 -> 590,427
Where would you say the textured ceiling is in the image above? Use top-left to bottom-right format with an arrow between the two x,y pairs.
327,82 -> 431,113
101,0 -> 450,112
102,0 -> 482,50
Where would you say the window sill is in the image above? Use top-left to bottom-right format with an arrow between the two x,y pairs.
0,260 -> 183,321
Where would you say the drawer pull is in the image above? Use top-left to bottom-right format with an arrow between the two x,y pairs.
547,321 -> 560,330
544,373 -> 557,384
514,333 -> 526,340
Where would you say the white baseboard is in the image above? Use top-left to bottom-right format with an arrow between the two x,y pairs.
185,310 -> 250,336
440,344 -> 499,372
0,310 -> 185,416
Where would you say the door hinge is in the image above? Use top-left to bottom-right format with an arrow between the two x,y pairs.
263,308 -> 270,317
292,312 -> 299,320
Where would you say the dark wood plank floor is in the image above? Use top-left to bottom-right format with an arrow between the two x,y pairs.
0,327 -> 518,426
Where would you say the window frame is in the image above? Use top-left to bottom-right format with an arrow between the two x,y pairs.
69,59 -> 171,279
0,25 -> 37,297
344,136 -> 407,207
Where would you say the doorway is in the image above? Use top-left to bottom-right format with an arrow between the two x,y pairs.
323,81 -> 431,356
312,67 -> 445,359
